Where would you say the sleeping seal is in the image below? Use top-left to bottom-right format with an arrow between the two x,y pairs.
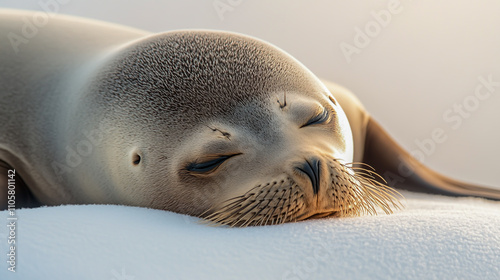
1,9 -> 498,226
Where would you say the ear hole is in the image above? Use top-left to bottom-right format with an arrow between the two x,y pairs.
328,95 -> 337,106
132,153 -> 141,165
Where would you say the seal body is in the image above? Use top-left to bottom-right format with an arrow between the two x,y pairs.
0,9 -> 149,207
1,9 -> 498,225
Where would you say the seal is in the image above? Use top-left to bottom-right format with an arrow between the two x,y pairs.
1,9 -> 499,226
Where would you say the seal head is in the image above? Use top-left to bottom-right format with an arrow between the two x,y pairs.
73,30 -> 400,226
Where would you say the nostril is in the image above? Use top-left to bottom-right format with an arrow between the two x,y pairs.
296,158 -> 321,195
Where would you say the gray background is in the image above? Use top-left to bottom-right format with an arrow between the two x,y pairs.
2,0 -> 499,188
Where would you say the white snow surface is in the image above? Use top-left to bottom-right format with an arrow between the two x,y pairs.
1,191 -> 499,280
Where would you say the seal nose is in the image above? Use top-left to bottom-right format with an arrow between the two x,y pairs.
296,158 -> 321,195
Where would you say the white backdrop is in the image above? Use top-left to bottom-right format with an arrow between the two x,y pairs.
2,0 -> 499,188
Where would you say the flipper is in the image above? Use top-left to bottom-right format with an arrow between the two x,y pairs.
362,118 -> 500,201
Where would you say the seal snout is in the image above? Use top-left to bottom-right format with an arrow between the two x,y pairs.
201,157 -> 402,227
295,158 -> 321,195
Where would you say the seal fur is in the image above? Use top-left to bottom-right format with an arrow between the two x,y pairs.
1,10 -> 498,227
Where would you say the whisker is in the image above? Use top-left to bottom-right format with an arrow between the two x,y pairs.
198,158 -> 403,227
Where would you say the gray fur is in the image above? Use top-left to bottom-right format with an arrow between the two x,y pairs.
0,10 -> 330,212
4,9 -> 494,219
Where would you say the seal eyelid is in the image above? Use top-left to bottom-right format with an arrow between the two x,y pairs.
300,109 -> 330,128
186,154 -> 241,173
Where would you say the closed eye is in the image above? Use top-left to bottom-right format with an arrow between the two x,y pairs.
300,109 -> 330,128
186,154 -> 240,173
